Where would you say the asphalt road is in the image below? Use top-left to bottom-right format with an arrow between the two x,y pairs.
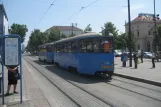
23,55 -> 161,107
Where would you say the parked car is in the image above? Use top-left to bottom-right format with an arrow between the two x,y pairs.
114,50 -> 122,57
143,52 -> 152,59
127,52 -> 134,58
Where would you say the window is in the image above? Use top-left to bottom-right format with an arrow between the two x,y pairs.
67,42 -> 71,52
100,38 -> 113,53
46,45 -> 52,52
149,30 -> 151,35
137,30 -> 139,37
86,40 -> 93,53
79,40 -> 86,52
71,41 -> 78,52
93,40 -> 100,52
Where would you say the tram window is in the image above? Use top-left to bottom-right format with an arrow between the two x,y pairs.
47,46 -> 52,52
93,40 -> 100,52
67,42 -> 71,52
71,41 -> 78,52
86,41 -> 93,53
100,39 -> 113,53
79,40 -> 86,52
56,44 -> 60,52
64,42 -> 68,52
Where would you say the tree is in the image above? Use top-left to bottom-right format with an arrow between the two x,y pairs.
101,22 -> 119,49
9,23 -> 28,43
101,22 -> 118,36
27,29 -> 45,52
84,24 -> 92,33
69,33 -> 76,37
47,28 -> 61,42
154,24 -> 161,51
117,33 -> 137,51
60,34 -> 67,39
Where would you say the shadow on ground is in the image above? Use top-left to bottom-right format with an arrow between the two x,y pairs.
32,60 -> 112,84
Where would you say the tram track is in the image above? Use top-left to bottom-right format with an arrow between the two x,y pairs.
104,81 -> 161,102
24,56 -> 161,107
111,77 -> 161,93
24,56 -> 132,107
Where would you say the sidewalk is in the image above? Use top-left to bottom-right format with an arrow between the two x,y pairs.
114,57 -> 161,87
0,61 -> 50,106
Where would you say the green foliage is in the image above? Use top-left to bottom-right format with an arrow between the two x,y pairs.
27,29 -> 46,52
102,22 -> 119,49
27,28 -> 62,53
69,33 -> 76,37
154,24 -> 161,51
47,28 -> 61,42
84,24 -> 92,33
102,22 -> 118,36
9,23 -> 28,43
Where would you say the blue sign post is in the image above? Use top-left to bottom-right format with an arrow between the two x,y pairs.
1,34 -> 23,105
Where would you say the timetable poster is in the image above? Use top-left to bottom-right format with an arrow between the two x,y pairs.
5,38 -> 19,65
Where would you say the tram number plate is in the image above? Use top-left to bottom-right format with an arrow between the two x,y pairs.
101,66 -> 113,69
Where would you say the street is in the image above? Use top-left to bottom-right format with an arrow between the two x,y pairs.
15,55 -> 161,107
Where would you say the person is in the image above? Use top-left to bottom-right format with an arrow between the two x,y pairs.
140,50 -> 144,63
133,50 -> 138,69
152,53 -> 155,68
5,65 -> 19,96
121,51 -> 128,67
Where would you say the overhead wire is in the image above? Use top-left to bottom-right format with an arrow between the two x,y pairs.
36,0 -> 57,27
59,0 -> 100,25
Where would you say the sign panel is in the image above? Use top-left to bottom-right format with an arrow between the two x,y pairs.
5,38 -> 19,65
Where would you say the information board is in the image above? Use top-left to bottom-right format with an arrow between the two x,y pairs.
5,38 -> 19,65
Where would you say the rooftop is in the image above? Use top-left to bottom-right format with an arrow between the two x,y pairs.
49,26 -> 83,31
125,13 -> 161,25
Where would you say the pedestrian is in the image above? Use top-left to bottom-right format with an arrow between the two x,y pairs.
152,53 -> 155,68
140,50 -> 144,63
121,51 -> 128,67
5,65 -> 20,96
133,50 -> 138,69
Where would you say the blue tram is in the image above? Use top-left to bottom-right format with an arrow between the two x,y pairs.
38,42 -> 54,63
54,33 -> 114,76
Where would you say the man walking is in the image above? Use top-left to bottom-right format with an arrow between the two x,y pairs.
133,50 -> 138,69
140,50 -> 144,63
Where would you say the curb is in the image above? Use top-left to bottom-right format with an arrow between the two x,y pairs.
114,73 -> 161,87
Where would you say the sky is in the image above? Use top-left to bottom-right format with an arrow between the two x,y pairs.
2,0 -> 161,46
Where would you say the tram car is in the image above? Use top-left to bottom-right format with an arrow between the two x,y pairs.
53,33 -> 114,77
38,42 -> 54,63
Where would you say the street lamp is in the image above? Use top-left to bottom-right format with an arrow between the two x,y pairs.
127,0 -> 132,67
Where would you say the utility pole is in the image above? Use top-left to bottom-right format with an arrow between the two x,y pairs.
154,0 -> 157,52
128,0 -> 132,67
71,23 -> 74,36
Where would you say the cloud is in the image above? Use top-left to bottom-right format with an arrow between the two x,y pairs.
122,4 -> 145,13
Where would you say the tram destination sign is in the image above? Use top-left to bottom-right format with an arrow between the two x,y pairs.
4,37 -> 19,66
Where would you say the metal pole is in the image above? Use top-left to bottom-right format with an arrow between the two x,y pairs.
154,0 -> 157,52
19,38 -> 23,104
128,0 -> 132,67
72,23 -> 73,36
2,36 -> 4,105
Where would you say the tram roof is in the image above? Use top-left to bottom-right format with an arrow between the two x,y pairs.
54,33 -> 113,44
38,42 -> 53,47
38,32 -> 113,47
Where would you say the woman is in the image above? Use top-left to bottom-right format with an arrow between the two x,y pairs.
5,65 -> 19,96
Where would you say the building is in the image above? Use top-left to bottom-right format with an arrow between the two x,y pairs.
125,13 -> 161,52
0,4 -> 8,36
46,26 -> 83,37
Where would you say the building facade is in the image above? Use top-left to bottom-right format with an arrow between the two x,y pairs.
125,13 -> 161,52
0,4 -> 8,36
47,26 -> 83,37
